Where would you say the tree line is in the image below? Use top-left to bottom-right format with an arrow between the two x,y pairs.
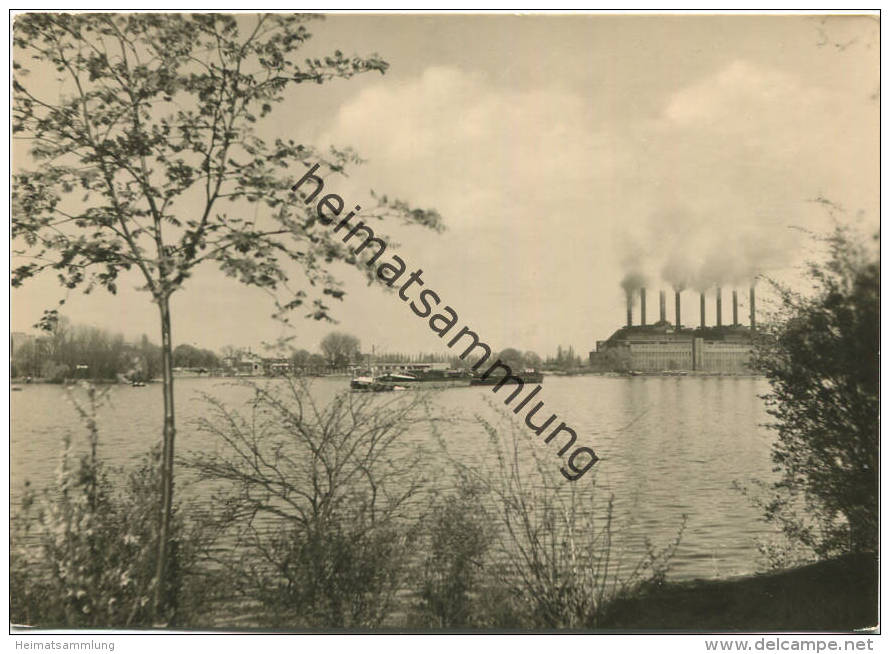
12,315 -> 162,382
11,314 -> 228,381
11,318 -> 578,383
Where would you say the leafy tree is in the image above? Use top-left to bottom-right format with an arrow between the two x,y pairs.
547,344 -> 582,371
12,331 -> 49,379
12,13 -> 441,620
495,348 -> 525,371
289,347 -> 312,370
136,334 -> 162,380
307,353 -> 328,371
172,343 -> 219,369
173,344 -> 199,368
41,360 -> 71,383
522,350 -> 542,369
320,331 -> 361,367
219,345 -> 240,362
751,226 -> 878,557
63,324 -> 129,379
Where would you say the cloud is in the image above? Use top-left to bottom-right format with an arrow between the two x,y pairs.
614,59 -> 878,289
314,66 -> 631,350
664,60 -> 804,126
310,57 -> 875,350
320,66 -> 616,234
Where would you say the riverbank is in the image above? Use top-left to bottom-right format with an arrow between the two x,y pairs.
10,371 -> 340,385
11,377 -> 125,386
545,369 -> 763,378
597,553 -> 878,632
197,553 -> 878,631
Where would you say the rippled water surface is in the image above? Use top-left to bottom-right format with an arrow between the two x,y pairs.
10,374 -> 779,581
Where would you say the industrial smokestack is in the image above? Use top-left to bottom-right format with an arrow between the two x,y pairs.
732,290 -> 738,325
640,288 -> 647,326
675,291 -> 681,330
700,292 -> 706,330
750,286 -> 756,331
626,294 -> 632,328
716,287 -> 722,328
659,290 -> 666,324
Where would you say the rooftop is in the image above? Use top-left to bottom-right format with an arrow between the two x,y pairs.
605,323 -> 755,344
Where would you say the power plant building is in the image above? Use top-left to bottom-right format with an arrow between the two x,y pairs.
590,287 -> 757,373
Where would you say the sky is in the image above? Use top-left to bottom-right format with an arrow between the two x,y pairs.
10,13 -> 880,358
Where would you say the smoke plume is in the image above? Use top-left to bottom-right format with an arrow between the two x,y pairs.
621,202 -> 798,295
620,271 -> 647,301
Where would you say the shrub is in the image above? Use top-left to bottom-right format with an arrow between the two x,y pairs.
10,384 -> 193,627
185,378 -> 429,628
40,361 -> 69,383
412,471 -> 496,628
750,225 -> 878,558
435,406 -> 685,629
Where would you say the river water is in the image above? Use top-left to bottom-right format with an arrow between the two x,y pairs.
10,374 -> 780,582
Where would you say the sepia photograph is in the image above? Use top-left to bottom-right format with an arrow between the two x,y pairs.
8,9 -> 880,645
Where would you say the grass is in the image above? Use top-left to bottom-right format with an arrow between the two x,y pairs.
597,552 -> 878,632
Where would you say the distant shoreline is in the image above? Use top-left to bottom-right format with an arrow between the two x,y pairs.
10,370 -> 764,387
9,372 -> 349,385
544,369 -> 764,378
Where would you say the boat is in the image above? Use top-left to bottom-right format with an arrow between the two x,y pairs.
351,364 -> 474,391
470,368 -> 544,385
375,369 -> 472,387
350,375 -> 407,392
374,372 -> 419,383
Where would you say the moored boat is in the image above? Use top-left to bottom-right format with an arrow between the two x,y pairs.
470,368 -> 544,385
351,363 -> 473,390
375,369 -> 472,387
349,374 -> 409,392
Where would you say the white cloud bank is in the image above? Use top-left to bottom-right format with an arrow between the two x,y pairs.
310,55 -> 877,350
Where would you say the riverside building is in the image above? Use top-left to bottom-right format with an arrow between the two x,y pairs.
589,287 -> 757,373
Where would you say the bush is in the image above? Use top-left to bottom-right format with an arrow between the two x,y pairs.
432,406 -> 685,629
249,518 -> 410,627
751,225 -> 878,558
10,384 -> 195,627
412,471 -> 496,628
185,378 -> 429,628
40,361 -> 69,383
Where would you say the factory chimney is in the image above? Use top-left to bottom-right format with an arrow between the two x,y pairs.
732,290 -> 738,325
749,286 -> 756,332
675,291 -> 681,330
626,294 -> 632,328
716,287 -> 722,328
659,290 -> 666,324
640,288 -> 647,326
699,292 -> 706,330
